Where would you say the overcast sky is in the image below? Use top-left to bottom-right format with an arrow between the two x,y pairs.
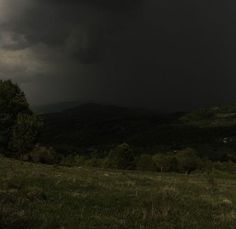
0,0 -> 235,111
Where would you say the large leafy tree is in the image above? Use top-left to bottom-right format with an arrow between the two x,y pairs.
0,80 -> 41,157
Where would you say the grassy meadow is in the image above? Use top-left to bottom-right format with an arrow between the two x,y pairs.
0,156 -> 236,229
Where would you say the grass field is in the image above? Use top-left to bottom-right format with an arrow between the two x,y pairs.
0,156 -> 236,229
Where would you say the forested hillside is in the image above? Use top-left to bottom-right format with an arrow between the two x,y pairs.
40,103 -> 236,159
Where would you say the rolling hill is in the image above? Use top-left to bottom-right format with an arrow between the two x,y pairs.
39,103 -> 236,159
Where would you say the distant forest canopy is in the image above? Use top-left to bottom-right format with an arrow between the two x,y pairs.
39,102 -> 236,159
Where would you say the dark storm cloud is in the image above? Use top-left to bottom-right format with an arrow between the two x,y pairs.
44,0 -> 141,11
0,0 -> 235,110
0,0 -> 141,62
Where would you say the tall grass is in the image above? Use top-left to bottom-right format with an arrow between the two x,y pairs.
0,157 -> 235,228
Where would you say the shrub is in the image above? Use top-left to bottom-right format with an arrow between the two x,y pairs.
85,158 -> 104,167
60,154 -> 104,168
152,153 -> 177,172
221,153 -> 236,163
105,143 -> 135,170
175,148 -> 201,174
136,154 -> 156,171
26,145 -> 58,164
213,161 -> 236,173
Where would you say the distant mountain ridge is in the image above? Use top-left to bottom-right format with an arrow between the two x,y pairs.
32,101 -> 85,114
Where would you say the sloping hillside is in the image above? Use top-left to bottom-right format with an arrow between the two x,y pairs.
0,156 -> 236,228
181,104 -> 236,127
40,103 -> 236,159
40,103 -> 182,151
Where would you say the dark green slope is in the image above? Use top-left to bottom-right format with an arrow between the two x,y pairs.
39,103 -> 236,159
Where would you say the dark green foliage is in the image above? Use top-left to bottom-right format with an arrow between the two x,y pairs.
152,153 -> 178,172
181,108 -> 216,123
0,80 -> 29,151
104,143 -> 135,169
25,145 -> 58,164
151,149 -> 206,174
213,161 -> 236,173
39,103 -> 236,161
0,80 -> 41,156
8,114 -> 42,156
221,153 -> 236,163
174,148 -> 202,174
136,154 -> 156,171
40,103 -> 184,152
61,154 -> 88,167
59,145 -> 236,174
0,80 -> 29,115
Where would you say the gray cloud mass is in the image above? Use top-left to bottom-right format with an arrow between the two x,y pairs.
0,0 -> 235,111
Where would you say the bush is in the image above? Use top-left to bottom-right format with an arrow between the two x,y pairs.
152,153 -> 177,172
61,154 -> 88,167
213,161 -> 236,173
104,143 -> 135,170
221,153 -> 236,163
136,154 -> 156,171
175,148 -> 202,174
85,158 -> 104,167
26,145 -> 58,164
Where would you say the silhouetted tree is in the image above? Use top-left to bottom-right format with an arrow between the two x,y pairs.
0,80 -> 41,157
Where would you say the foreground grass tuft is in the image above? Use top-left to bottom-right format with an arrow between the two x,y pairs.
0,157 -> 235,228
